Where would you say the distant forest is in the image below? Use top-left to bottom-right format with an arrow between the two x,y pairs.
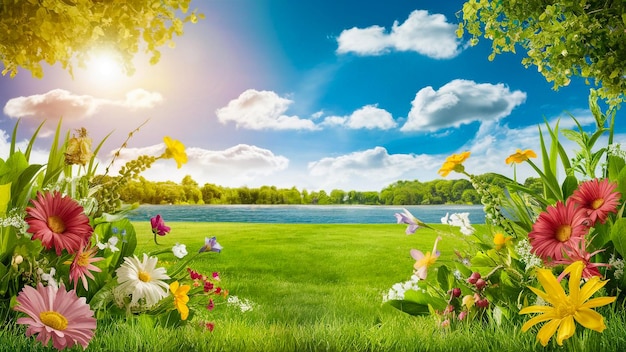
110,174 -> 543,206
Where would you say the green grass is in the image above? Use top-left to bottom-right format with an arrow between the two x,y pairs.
2,222 -> 626,351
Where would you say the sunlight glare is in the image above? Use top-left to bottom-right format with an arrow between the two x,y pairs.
84,50 -> 125,83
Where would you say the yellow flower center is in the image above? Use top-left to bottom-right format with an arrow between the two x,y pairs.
416,252 -> 437,268
39,311 -> 68,331
47,216 -> 66,233
555,225 -> 572,242
138,270 -> 151,282
77,252 -> 90,267
554,297 -> 577,318
591,198 -> 604,210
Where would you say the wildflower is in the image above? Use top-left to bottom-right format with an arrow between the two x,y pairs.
199,236 -> 222,253
438,151 -> 470,177
528,201 -> 589,262
66,245 -> 104,290
95,234 -> 120,252
150,214 -> 170,236
570,178 -> 621,225
162,136 -> 188,168
115,254 -> 170,307
150,214 -> 170,245
172,243 -> 188,258
170,281 -> 190,320
515,239 -> 543,271
395,208 -> 429,234
39,268 -> 58,289
411,236 -> 442,279
505,149 -> 537,164
207,299 -> 215,311
13,283 -> 96,350
64,127 -> 93,166
552,238 -> 609,279
205,322 -> 215,331
493,232 -> 512,250
462,295 -> 475,309
444,212 -> 475,235
520,261 -> 616,346
25,191 -> 93,255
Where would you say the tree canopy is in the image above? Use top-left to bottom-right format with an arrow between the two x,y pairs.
0,0 -> 203,78
459,0 -> 626,102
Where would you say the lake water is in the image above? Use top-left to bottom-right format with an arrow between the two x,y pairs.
127,204 -> 486,224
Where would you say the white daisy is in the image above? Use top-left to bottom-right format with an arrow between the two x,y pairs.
115,253 -> 170,307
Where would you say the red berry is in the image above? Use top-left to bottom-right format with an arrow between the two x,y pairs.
475,278 -> 487,290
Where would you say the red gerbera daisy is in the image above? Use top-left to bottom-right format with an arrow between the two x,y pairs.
25,191 -> 93,255
570,178 -> 621,225
528,201 -> 589,262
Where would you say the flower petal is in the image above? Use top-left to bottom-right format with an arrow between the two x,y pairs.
556,316 -> 576,346
574,308 -> 607,332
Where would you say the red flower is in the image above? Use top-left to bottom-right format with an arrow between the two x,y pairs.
528,201 -> 589,261
553,238 -> 609,279
570,178 -> 621,225
25,192 -> 93,255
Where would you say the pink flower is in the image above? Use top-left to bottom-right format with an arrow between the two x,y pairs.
410,236 -> 442,279
570,178 -> 621,225
13,283 -> 96,350
67,245 -> 104,290
25,191 -> 93,255
528,201 -> 589,261
553,238 -> 609,279
150,214 -> 170,236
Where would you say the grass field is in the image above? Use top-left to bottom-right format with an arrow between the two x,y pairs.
2,222 -> 626,351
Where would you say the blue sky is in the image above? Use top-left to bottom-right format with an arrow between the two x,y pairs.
0,0 -> 623,192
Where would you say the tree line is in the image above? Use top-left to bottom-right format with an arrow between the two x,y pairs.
112,174 -> 543,206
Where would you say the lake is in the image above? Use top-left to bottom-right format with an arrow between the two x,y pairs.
127,204 -> 486,224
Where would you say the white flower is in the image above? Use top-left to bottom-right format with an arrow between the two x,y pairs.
440,212 -> 450,225
227,295 -> 255,312
40,268 -> 58,289
172,243 -> 188,259
115,253 -> 170,307
609,254 -> 624,280
95,234 -> 119,252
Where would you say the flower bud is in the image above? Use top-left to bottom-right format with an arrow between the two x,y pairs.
467,272 -> 481,284
458,311 -> 467,321
451,287 -> 462,298
475,278 -> 487,290
13,255 -> 23,265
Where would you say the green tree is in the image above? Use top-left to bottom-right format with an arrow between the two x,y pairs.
1,1 -> 204,78
460,0 -> 626,101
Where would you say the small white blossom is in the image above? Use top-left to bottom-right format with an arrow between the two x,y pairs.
515,239 -> 543,271
96,235 -> 120,252
609,254 -> 624,280
382,275 -> 423,302
40,268 -> 58,289
227,295 -> 255,312
172,243 -> 188,259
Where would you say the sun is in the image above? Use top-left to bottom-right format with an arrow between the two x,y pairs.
83,49 -> 125,82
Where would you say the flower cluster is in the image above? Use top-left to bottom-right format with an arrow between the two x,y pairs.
385,94 -> 625,347
0,124 -> 230,350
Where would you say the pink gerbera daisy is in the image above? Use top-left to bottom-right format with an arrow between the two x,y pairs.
25,191 -> 93,255
552,238 -> 609,279
570,178 -> 621,225
66,245 -> 104,290
13,283 -> 96,350
528,201 -> 589,262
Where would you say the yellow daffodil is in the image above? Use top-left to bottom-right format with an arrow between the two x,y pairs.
162,136 -> 188,168
520,261 -> 616,347
170,281 -> 191,320
438,151 -> 470,177
505,149 -> 537,164
493,232 -> 512,250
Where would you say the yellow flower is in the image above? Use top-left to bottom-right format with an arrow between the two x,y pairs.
170,281 -> 191,320
438,151 -> 470,177
162,136 -> 188,168
505,149 -> 537,164
520,261 -> 616,347
462,294 -> 475,309
65,127 -> 92,166
493,232 -> 512,250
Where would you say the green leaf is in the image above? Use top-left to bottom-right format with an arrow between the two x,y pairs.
607,156 -> 625,182
561,175 -> 578,200
436,265 -> 453,293
610,218 -> 626,258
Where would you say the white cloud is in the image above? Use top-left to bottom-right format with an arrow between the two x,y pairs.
106,142 -> 289,187
3,89 -> 163,121
322,105 -> 397,130
336,10 -> 462,59
215,89 -> 319,130
308,146 -> 440,191
401,79 -> 527,132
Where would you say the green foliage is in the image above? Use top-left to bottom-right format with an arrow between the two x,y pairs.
0,0 -> 204,78
460,0 -> 626,102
